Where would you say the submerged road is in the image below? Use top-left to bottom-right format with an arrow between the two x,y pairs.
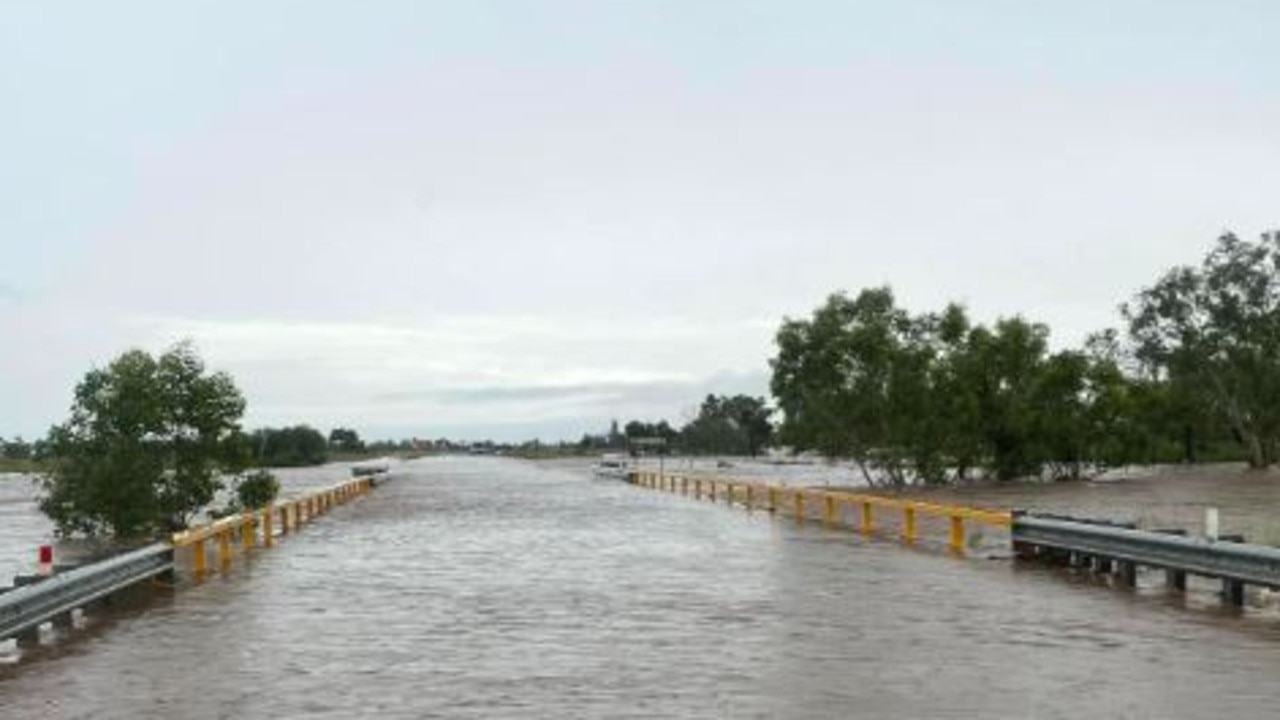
4,457 -> 1280,718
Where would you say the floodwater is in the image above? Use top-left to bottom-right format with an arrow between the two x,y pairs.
5,457 -> 1280,718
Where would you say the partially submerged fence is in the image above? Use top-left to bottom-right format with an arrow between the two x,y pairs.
628,469 -> 1280,609
628,470 -> 1011,553
1012,512 -> 1280,606
171,476 -> 373,576
0,544 -> 173,643
2,475 -> 376,645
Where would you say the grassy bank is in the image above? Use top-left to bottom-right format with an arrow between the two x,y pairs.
0,458 -> 46,474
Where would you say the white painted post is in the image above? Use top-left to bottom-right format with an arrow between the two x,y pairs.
1205,507 -> 1220,541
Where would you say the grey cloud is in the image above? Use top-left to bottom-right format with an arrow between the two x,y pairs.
378,379 -> 697,405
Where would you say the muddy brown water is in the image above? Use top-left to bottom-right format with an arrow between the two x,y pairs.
4,458 -> 1280,718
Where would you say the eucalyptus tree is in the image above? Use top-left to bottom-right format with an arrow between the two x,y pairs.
771,288 -> 908,484
958,317 -> 1052,480
1124,232 -> 1280,468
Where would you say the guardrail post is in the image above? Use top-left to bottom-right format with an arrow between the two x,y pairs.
1117,561 -> 1137,588
709,481 -> 717,502
15,626 -> 40,647
217,530 -> 232,568
745,484 -> 754,510
693,479 -> 702,499
241,513 -> 256,548
1223,579 -> 1245,606
903,506 -> 917,543
823,495 -> 835,526
948,515 -> 965,553
767,486 -> 778,513
262,507 -> 274,547
1166,569 -> 1186,591
193,538 -> 207,576
793,490 -> 805,523
861,502 -> 873,535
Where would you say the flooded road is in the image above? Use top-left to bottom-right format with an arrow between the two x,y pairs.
5,457 -> 1280,718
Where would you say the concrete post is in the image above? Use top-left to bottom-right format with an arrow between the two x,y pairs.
1205,507 -> 1219,541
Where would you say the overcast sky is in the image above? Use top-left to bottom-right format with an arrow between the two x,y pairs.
2,1 -> 1278,442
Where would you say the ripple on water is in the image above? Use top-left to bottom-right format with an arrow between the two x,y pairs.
3,458 -> 1280,718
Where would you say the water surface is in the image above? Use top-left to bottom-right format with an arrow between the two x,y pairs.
4,458 -> 1280,718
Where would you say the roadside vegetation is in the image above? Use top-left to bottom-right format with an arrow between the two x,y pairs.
37,342 -> 248,537
771,232 -> 1280,485
11,231 -> 1279,533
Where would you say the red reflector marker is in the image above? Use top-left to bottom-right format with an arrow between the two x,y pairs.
37,545 -> 54,576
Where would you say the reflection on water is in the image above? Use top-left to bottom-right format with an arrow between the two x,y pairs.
4,458 -> 1280,718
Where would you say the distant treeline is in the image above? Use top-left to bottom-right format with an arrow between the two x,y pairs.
570,394 -> 774,458
226,425 -> 372,468
770,232 -> 1280,485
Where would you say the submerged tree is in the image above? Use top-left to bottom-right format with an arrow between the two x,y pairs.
771,289 -> 1137,483
679,394 -> 774,456
252,425 -> 329,466
327,427 -> 365,453
39,342 -> 247,537
1124,232 -> 1280,468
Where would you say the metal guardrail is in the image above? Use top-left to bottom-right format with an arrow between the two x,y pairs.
1012,513 -> 1280,589
170,476 -> 374,576
0,544 -> 173,642
2,475 -> 380,650
630,470 -> 1011,552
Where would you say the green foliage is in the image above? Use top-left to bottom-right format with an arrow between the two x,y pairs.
38,342 -> 246,537
235,469 -> 281,509
770,232 -> 1277,483
2,436 -> 32,460
328,427 -> 364,453
771,290 -> 1157,484
623,419 -> 678,454
1124,232 -> 1280,468
250,425 -> 329,467
679,394 -> 774,456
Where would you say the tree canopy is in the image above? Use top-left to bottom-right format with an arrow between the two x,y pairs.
679,394 -> 774,456
769,232 -> 1279,483
1124,232 -> 1280,468
250,425 -> 329,467
328,427 -> 365,453
38,342 -> 246,537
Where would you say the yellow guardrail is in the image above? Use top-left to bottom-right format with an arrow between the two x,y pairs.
628,470 -> 1010,554
171,476 -> 374,577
